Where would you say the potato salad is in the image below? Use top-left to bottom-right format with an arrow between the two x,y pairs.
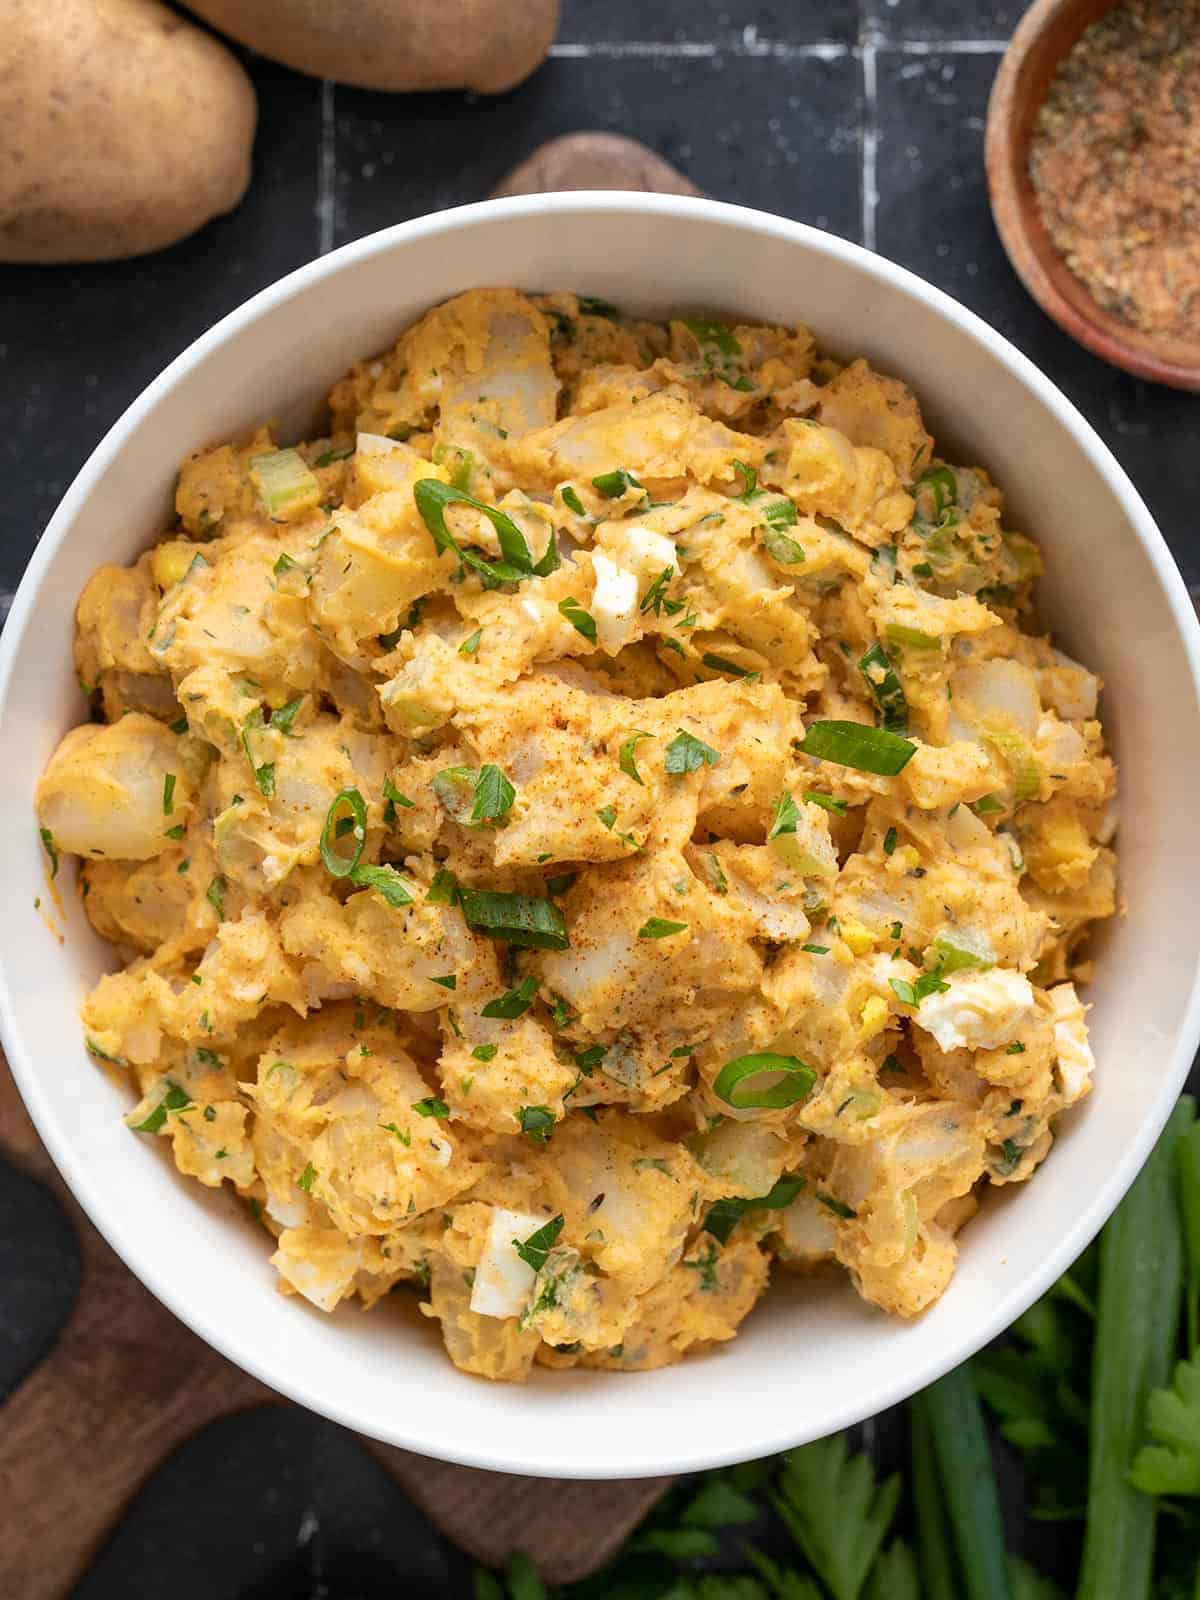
35,290 -> 1118,1381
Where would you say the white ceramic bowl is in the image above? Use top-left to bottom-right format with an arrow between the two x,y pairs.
4,195 -> 1200,1480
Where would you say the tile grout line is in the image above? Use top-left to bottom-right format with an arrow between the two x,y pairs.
860,31 -> 879,253
549,38 -> 1008,61
317,80 -> 337,257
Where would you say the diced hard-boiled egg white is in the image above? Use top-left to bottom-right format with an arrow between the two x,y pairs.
1048,982 -> 1095,1104
590,553 -> 639,655
915,969 -> 1035,1053
469,1207 -> 544,1319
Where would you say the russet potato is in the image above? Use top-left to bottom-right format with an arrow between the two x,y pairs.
184,0 -> 559,94
0,0 -> 255,263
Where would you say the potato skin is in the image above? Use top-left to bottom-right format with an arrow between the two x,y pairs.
185,0 -> 559,93
0,0 -> 256,263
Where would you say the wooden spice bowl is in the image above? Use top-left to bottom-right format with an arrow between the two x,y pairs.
986,0 -> 1200,391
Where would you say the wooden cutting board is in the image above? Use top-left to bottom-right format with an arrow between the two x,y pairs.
0,132 -> 701,1599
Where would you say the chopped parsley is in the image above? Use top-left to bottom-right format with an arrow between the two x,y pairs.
162,773 -> 176,815
516,1104 -> 555,1142
513,1214 -> 564,1272
804,790 -> 847,816
480,975 -> 538,1019
129,1080 -> 192,1133
637,918 -> 688,939
297,1162 -> 317,1192
558,596 -> 597,642
412,1097 -> 450,1119
665,729 -> 721,774
471,763 -> 516,824
619,730 -> 653,785
458,628 -> 482,656
39,827 -> 59,878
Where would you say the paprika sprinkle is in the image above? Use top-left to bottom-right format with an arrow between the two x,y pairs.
1029,0 -> 1200,344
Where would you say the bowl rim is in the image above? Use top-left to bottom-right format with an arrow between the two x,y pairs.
985,0 -> 1200,392
4,191 -> 1200,1478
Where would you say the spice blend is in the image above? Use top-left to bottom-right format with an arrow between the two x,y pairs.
1029,0 -> 1200,344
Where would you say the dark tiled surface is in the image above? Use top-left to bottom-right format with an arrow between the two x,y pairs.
558,0 -> 861,43
2,2 -> 1198,1596
331,53 -> 861,246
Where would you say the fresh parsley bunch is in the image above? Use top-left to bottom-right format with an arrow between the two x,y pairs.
475,1098 -> 1200,1600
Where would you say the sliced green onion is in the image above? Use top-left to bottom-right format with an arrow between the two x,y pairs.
765,498 -> 799,527
206,875 -> 226,920
800,720 -> 916,775
927,935 -> 993,974
297,1161 -> 317,1191
971,793 -> 1006,816
712,1052 -> 816,1110
914,465 -> 958,516
412,479 -> 559,583
431,441 -> 474,491
314,445 -> 354,467
986,731 -> 1041,803
558,596 -> 597,642
162,773 -> 176,815
458,628 -> 482,657
860,643 -> 909,735
762,526 -> 806,565
250,449 -> 320,517
562,486 -> 586,516
320,787 -> 368,878
461,890 -> 569,950
883,826 -> 898,854
886,622 -> 942,651
732,460 -> 759,500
